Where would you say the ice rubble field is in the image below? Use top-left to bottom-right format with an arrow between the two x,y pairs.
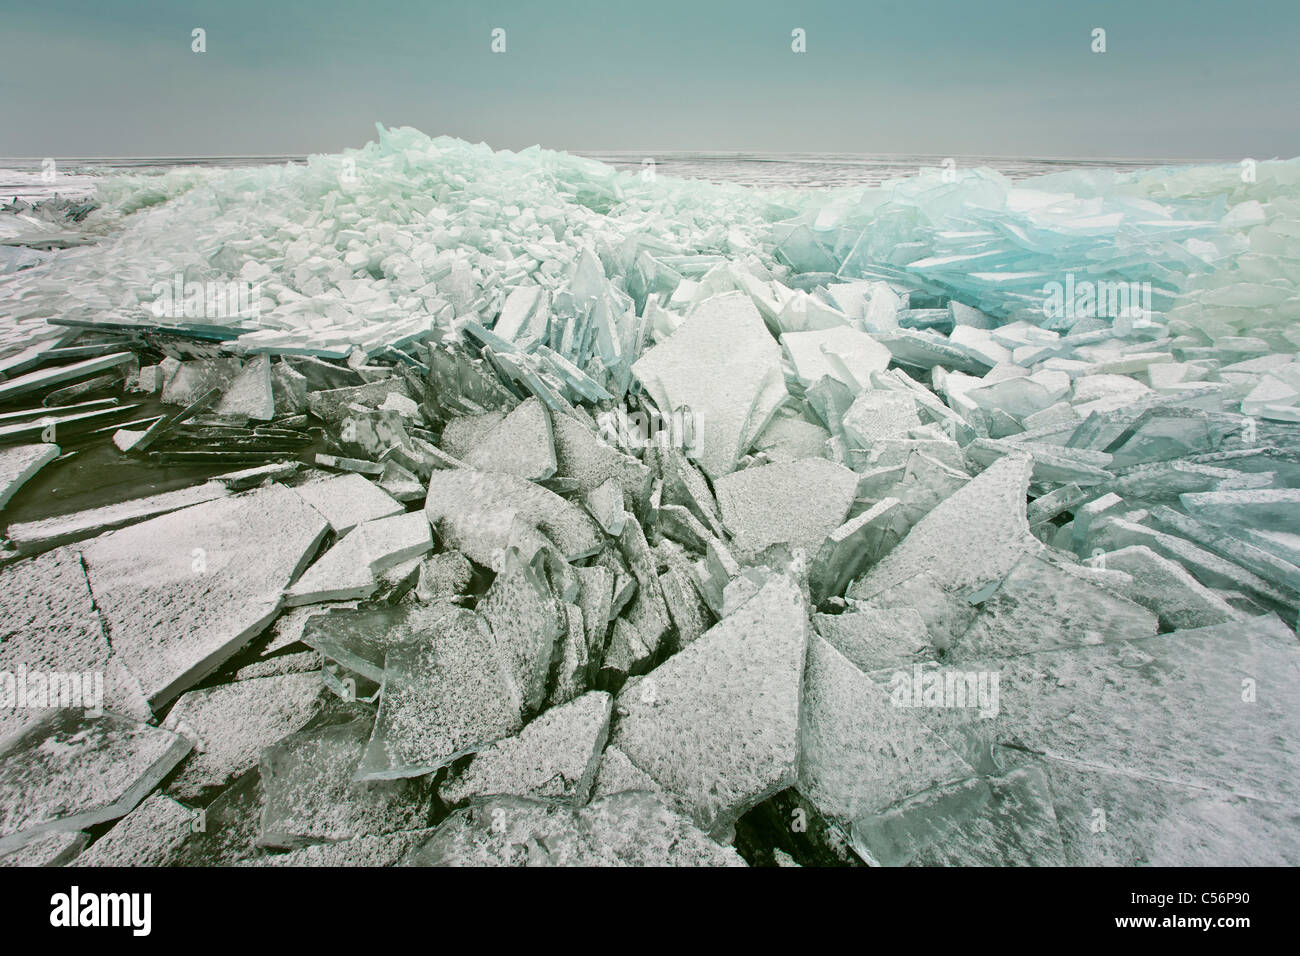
1,126 -> 1299,866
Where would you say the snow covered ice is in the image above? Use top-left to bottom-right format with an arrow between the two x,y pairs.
0,127 -> 1299,867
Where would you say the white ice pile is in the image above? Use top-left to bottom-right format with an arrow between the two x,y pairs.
1,128 -> 1299,867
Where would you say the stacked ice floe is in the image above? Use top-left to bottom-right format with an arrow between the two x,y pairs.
0,130 -> 1298,867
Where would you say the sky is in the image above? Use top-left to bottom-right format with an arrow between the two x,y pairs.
2,0 -> 1297,160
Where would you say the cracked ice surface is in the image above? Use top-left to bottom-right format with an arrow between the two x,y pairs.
2,131 -> 1300,867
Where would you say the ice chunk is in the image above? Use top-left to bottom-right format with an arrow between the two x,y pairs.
812,605 -> 930,671
0,829 -> 88,868
477,547 -> 567,717
259,716 -> 433,848
779,326 -> 891,391
355,606 -> 524,779
213,353 -> 275,420
0,710 -> 192,852
849,454 -> 1037,601
0,443 -> 59,510
841,391 -> 922,447
1180,488 -> 1300,535
631,291 -> 786,479
798,634 -> 974,823
850,766 -> 1066,867
283,529 -> 378,606
1083,545 -> 1237,630
715,458 -> 858,561
807,497 -> 907,602
441,691 -> 611,806
160,672 -> 324,800
874,617 -> 1300,806
424,467 -> 603,568
611,575 -> 808,834
404,791 -> 745,867
948,552 -> 1159,661
464,396 -> 557,482
1043,757 -> 1300,866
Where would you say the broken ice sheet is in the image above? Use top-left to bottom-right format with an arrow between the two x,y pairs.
355,606 -> 523,780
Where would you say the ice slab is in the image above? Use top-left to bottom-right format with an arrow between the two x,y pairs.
214,353 -> 275,421
356,606 -> 523,779
1083,545 -> 1237,630
477,546 -> 568,717
948,552 -> 1159,661
1180,488 -> 1300,535
842,391 -> 922,447
812,605 -> 931,672
463,396 -> 557,482
424,467 -> 603,569
780,326 -> 891,391
414,550 -> 474,603
291,472 -> 404,534
870,618 -> 1300,807
6,481 -> 232,554
1043,757 -> 1300,866
441,691 -> 611,807
79,482 -> 330,711
242,828 -> 436,867
161,672 -> 324,800
551,410 -> 653,508
68,791 -> 195,867
0,547 -> 150,741
849,766 -> 1066,867
0,442 -> 59,510
259,716 -> 434,849
283,529 -> 377,606
404,791 -> 745,867
798,634 -> 974,823
715,458 -> 858,562
0,829 -> 88,867
849,454 -> 1038,601
0,710 -> 191,852
611,574 -> 808,834
631,291 -> 786,479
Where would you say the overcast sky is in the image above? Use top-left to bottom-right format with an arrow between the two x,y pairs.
2,0 -> 1297,160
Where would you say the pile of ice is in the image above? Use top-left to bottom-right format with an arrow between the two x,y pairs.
0,129 -> 1298,867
